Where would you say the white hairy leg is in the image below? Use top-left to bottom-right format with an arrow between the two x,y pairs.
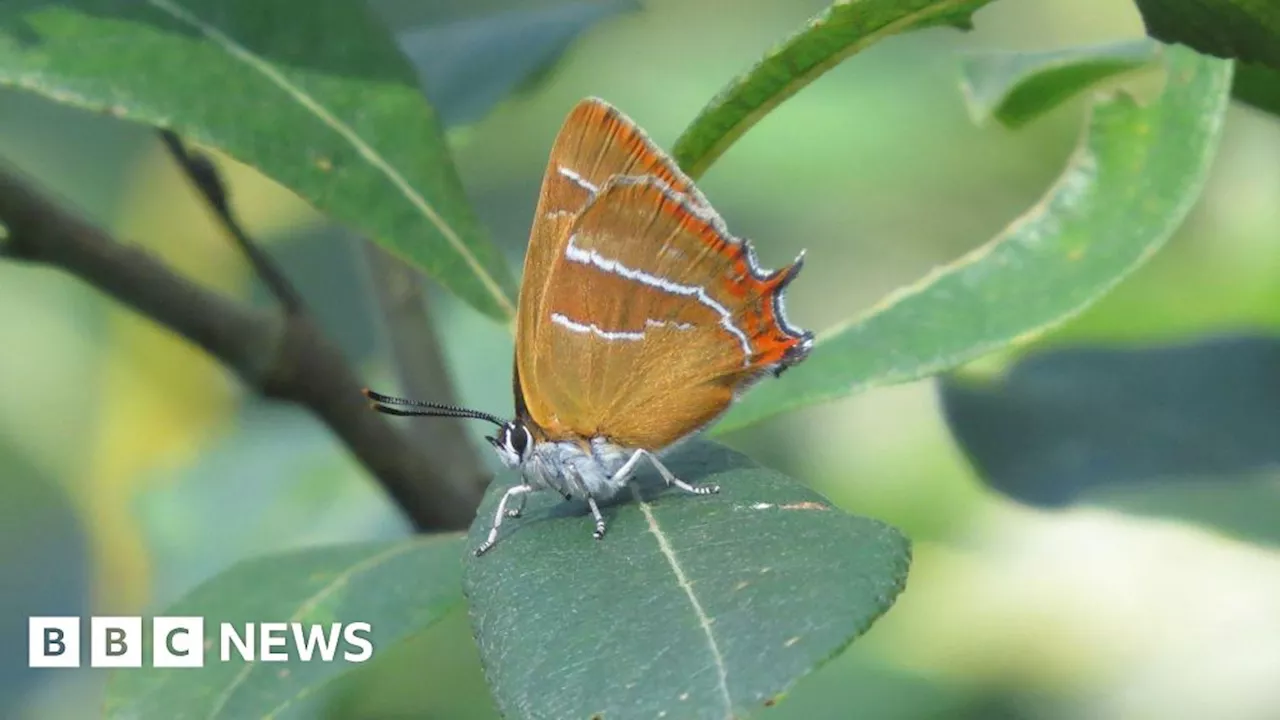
611,449 -> 720,496
474,484 -> 534,556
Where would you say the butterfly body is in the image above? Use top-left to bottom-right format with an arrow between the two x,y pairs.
493,425 -> 634,501
366,97 -> 812,555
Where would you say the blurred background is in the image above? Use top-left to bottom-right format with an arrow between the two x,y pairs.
3,0 -> 1279,717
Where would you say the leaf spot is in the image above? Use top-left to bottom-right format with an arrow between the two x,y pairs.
784,636 -> 800,648
779,502 -> 828,511
679,692 -> 690,702
733,580 -> 749,591
745,501 -> 828,511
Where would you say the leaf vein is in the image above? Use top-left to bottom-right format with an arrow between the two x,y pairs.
143,0 -> 515,317
635,490 -> 732,716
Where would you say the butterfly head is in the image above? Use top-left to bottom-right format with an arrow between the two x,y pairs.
361,388 -> 535,468
486,420 -> 535,469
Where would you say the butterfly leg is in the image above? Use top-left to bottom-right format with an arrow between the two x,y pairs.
587,496 -> 607,540
608,449 -> 647,486
506,486 -> 531,518
639,450 -> 720,496
475,484 -> 534,556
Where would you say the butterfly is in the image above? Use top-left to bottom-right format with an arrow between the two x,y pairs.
365,97 -> 812,555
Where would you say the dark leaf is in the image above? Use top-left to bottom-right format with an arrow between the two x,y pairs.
0,440 -> 90,717
1133,0 -> 1280,70
940,334 -> 1280,527
379,0 -> 639,128
464,441 -> 910,720
1232,61 -> 1280,116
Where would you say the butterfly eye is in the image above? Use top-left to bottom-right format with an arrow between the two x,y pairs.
506,423 -> 530,456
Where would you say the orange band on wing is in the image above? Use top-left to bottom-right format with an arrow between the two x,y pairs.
564,177 -> 812,374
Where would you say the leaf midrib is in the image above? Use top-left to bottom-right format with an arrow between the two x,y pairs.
143,0 -> 516,318
633,488 -> 733,717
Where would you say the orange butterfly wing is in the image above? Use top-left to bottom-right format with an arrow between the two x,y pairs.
515,98 -> 712,435
514,99 -> 811,449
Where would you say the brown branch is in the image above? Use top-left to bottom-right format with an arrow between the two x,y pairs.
0,160 -> 482,531
361,242 -> 491,502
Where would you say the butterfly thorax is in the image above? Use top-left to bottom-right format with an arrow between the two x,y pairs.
520,434 -> 633,500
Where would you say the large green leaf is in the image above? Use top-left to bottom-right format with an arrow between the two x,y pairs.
941,334 -> 1280,506
940,334 -> 1280,546
464,441 -> 910,719
0,0 -> 518,319
960,40 -> 1162,129
672,0 -> 997,179
1133,0 -> 1280,71
714,46 -> 1233,435
106,535 -> 465,719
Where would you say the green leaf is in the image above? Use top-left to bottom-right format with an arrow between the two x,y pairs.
378,0 -> 639,128
106,535 -> 465,720
1133,0 -> 1280,71
0,439 -> 91,717
960,40 -> 1162,129
1233,61 -> 1280,116
464,441 -> 910,719
940,335 -> 1280,547
714,46 -> 1233,435
322,609 -> 500,719
672,0 -> 997,179
941,335 -> 1280,506
0,0 -> 518,319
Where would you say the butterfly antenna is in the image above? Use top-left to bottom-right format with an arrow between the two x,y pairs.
361,388 -> 506,427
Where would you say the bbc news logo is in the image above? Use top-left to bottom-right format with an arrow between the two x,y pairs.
29,617 -> 373,668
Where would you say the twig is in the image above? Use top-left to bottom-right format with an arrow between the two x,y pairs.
0,159 -> 483,531
157,130 -> 304,313
361,242 -> 490,500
